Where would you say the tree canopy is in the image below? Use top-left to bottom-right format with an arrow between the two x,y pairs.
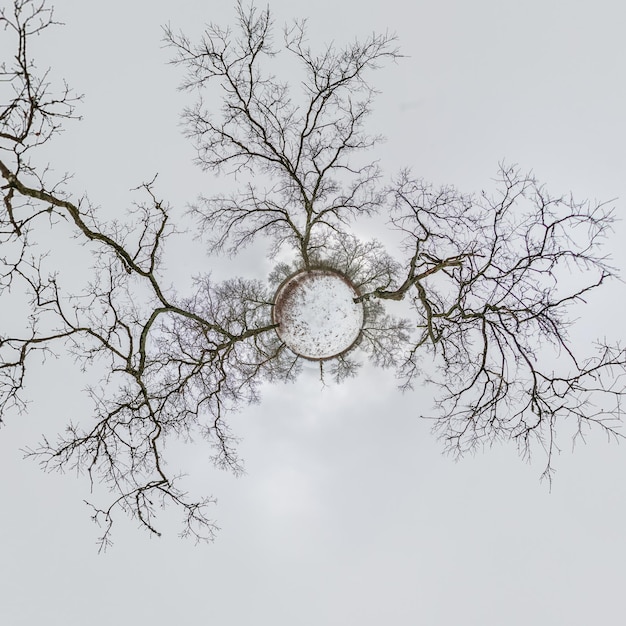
1,0 -> 624,549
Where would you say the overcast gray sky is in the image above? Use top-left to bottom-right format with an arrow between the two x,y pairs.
2,1 -> 626,624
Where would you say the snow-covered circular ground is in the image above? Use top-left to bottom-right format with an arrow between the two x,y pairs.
272,269 -> 364,360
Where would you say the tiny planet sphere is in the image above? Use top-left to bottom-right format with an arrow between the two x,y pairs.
272,268 -> 364,360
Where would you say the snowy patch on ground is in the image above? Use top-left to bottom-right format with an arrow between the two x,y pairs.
273,269 -> 364,360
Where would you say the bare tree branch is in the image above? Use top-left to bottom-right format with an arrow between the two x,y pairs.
373,165 -> 623,481
1,0 -> 624,548
165,2 -> 398,264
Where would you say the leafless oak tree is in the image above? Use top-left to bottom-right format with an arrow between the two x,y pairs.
0,0 -> 290,548
381,168 -> 624,479
164,3 -> 399,264
1,0 -> 624,548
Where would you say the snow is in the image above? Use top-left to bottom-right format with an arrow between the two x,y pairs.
273,269 -> 364,359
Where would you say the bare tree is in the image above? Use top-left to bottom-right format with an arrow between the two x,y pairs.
379,168 -> 624,480
1,0 -> 624,548
0,0 -> 290,548
164,2 -> 399,264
